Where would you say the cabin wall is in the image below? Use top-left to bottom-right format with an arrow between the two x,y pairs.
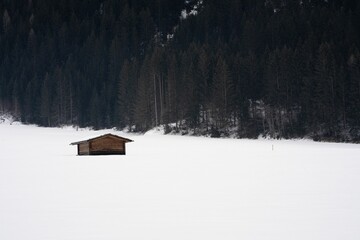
78,142 -> 90,155
89,137 -> 125,155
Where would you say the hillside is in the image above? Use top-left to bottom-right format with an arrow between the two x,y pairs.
0,0 -> 360,141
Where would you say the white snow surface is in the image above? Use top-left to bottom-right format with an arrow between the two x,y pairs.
1,121 -> 360,240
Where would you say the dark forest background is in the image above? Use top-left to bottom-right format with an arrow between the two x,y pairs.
1,0 -> 360,141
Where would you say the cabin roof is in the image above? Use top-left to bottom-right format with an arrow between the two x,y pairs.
70,133 -> 133,145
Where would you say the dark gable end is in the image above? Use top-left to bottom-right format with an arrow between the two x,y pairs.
70,134 -> 133,155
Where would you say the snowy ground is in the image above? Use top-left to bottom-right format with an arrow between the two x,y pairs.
1,120 -> 360,240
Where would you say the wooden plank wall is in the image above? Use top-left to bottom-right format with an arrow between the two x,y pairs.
90,137 -> 124,152
79,142 -> 90,155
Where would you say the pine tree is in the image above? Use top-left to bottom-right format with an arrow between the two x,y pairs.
347,49 -> 360,126
165,53 -> 178,125
40,73 -> 51,126
313,42 -> 338,135
134,55 -> 154,131
118,60 -> 130,128
197,45 -> 211,127
212,52 -> 232,129
89,88 -> 101,129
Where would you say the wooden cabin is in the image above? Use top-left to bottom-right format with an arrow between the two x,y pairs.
70,134 -> 133,155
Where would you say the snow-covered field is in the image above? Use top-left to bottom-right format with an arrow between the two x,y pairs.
1,120 -> 360,240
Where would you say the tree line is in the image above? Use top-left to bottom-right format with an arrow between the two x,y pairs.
1,0 -> 360,142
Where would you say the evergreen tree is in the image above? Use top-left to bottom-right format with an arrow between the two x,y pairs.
40,73 -> 51,126
212,52 -> 232,129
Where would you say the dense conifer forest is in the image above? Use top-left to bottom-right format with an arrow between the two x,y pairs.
1,0 -> 360,141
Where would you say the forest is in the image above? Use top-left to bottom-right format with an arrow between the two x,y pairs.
0,0 -> 360,142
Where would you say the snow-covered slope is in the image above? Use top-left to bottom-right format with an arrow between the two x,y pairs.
1,121 -> 360,240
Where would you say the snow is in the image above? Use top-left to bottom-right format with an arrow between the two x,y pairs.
1,120 -> 360,240
181,9 -> 188,20
167,33 -> 174,40
180,0 -> 202,20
